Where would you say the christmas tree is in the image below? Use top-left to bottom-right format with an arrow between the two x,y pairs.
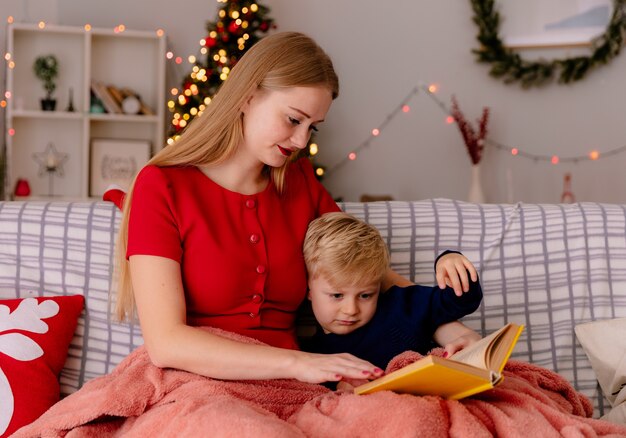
168,0 -> 274,141
167,0 -> 326,180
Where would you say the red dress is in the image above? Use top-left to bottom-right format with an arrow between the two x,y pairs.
127,158 -> 339,349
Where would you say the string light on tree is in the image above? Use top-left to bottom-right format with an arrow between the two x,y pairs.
167,0 -> 274,143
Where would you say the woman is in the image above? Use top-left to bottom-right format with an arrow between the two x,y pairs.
115,31 -> 479,385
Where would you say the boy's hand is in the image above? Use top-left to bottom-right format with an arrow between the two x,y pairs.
336,378 -> 369,392
442,330 -> 482,357
435,253 -> 478,296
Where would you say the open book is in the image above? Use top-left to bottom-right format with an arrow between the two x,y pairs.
354,322 -> 524,400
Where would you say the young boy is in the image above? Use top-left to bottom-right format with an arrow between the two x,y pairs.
302,212 -> 483,372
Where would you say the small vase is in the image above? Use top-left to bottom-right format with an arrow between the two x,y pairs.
467,163 -> 486,203
14,178 -> 31,197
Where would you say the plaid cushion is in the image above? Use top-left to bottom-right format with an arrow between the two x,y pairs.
1,199 -> 624,417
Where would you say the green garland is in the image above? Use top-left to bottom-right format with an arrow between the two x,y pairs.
471,0 -> 626,87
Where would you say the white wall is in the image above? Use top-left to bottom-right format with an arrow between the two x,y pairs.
2,0 -> 625,203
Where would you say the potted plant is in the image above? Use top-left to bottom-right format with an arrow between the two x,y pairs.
33,55 -> 59,111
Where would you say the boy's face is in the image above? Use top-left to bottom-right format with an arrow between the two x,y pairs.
307,275 -> 380,335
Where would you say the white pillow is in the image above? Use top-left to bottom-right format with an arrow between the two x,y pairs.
575,318 -> 626,424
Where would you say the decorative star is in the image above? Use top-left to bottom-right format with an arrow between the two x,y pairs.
32,142 -> 69,177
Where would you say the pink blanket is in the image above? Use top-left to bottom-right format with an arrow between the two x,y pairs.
15,329 -> 626,438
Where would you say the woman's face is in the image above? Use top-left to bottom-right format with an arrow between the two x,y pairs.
240,86 -> 333,168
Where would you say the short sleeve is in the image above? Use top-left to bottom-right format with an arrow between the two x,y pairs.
297,158 -> 340,216
127,166 -> 182,262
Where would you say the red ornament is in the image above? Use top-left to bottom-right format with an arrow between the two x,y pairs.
222,34 -> 230,43
205,37 -> 217,48
228,21 -> 239,33
259,21 -> 269,31
14,178 -> 31,197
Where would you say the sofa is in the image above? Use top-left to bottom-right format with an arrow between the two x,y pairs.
1,198 -> 625,432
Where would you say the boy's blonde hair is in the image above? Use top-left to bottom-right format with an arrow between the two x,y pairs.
114,32 -> 339,321
303,212 -> 390,289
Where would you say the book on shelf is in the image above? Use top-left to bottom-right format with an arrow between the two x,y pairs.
106,85 -> 125,107
90,80 -> 122,114
354,322 -> 524,400
120,87 -> 155,115
107,84 -> 156,115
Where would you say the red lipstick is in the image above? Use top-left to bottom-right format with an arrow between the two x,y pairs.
277,145 -> 292,157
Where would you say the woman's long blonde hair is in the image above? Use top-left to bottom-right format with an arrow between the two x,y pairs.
114,32 -> 339,321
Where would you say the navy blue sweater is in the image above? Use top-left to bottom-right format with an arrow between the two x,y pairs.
304,279 -> 482,370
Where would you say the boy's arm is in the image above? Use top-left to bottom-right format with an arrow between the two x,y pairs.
383,253 -> 482,356
433,322 -> 482,357
382,251 -> 476,292
432,251 -> 483,355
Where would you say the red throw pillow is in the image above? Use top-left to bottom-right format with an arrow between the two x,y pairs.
0,295 -> 84,437
102,185 -> 126,211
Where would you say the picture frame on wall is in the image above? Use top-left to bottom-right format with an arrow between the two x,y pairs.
499,0 -> 612,49
90,138 -> 151,197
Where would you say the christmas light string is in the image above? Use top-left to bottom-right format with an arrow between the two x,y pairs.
322,82 -> 624,177
2,15 -> 624,171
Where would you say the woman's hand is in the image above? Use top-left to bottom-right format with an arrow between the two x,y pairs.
292,351 -> 383,384
435,253 -> 478,296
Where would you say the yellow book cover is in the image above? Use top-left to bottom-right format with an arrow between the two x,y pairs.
354,322 -> 524,400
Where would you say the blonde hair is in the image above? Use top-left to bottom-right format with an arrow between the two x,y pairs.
114,32 -> 339,321
303,212 -> 390,289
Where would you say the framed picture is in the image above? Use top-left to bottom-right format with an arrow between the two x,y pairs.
90,138 -> 151,197
499,0 -> 612,49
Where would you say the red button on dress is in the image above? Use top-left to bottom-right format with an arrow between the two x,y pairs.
256,265 -> 266,274
249,234 -> 260,244
251,294 -> 263,304
245,199 -> 256,209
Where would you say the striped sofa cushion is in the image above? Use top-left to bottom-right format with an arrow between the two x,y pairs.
1,199 -> 625,417
0,202 -> 141,394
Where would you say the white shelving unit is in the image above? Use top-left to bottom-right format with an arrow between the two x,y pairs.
4,23 -> 166,199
